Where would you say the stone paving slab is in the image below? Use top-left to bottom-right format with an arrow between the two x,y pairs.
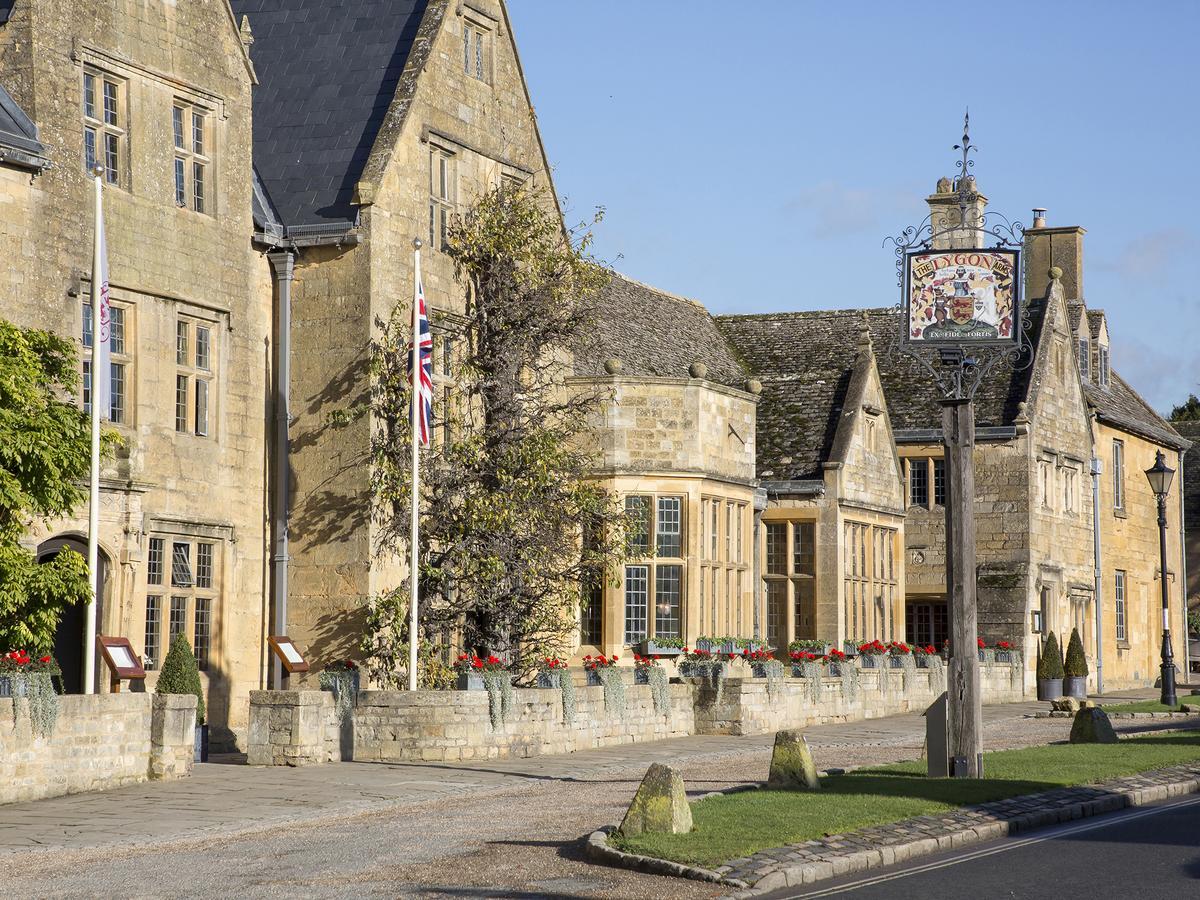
710,761 -> 1200,892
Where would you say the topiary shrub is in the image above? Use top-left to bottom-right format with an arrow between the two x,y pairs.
1037,631 -> 1064,681
156,633 -> 204,725
1064,627 -> 1088,678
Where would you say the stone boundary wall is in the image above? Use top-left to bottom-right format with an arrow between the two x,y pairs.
248,664 -> 1023,766
0,692 -> 196,805
695,664 -> 1024,736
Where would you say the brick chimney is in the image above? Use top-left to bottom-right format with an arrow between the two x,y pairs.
1023,208 -> 1085,301
926,175 -> 988,250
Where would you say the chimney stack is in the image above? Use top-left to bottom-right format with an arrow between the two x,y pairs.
1023,209 -> 1085,301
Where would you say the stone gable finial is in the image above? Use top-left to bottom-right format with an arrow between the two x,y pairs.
858,312 -> 873,349
240,15 -> 254,49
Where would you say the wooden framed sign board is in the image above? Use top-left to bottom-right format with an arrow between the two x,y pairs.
268,635 -> 310,674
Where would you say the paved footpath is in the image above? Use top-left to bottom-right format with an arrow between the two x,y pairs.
0,695 -> 1171,898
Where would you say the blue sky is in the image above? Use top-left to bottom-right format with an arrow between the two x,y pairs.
508,1 -> 1200,415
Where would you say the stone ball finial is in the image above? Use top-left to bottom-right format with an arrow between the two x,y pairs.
603,357 -> 622,375
1049,266 -> 1063,280
936,176 -> 953,194
689,361 -> 707,379
746,378 -> 762,395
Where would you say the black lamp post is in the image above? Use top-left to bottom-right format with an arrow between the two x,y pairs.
1144,450 -> 1177,708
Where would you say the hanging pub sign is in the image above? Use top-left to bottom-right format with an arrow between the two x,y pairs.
903,248 -> 1020,347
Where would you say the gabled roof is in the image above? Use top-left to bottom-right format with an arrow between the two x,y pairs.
573,273 -> 748,389
0,82 -> 49,171
716,311 -> 871,480
1176,421 -> 1200,535
229,0 -> 432,229
0,0 -> 13,26
1085,374 -> 1188,450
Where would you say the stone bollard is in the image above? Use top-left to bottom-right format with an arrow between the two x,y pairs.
766,729 -> 820,790
618,763 -> 693,836
1069,707 -> 1119,744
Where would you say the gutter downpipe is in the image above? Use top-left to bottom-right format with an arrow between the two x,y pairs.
1180,448 -> 1190,685
268,250 -> 295,689
1091,455 -> 1104,695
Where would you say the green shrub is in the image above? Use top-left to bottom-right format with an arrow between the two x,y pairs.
155,633 -> 205,724
1037,631 -> 1064,680
1064,627 -> 1089,677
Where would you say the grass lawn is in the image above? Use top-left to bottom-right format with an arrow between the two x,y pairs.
612,730 -> 1200,868
1098,693 -> 1200,715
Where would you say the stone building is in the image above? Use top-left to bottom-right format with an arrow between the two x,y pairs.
233,0 -> 557,674
570,275 -> 759,656
0,0 -> 266,747
1179,421 -> 1200,620
715,313 -> 906,650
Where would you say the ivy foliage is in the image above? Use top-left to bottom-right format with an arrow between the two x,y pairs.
359,185 -> 627,685
156,632 -> 205,725
0,320 -> 117,652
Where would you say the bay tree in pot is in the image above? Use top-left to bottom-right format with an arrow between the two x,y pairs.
156,633 -> 207,762
1036,631 -> 1064,702
1063,627 -> 1089,699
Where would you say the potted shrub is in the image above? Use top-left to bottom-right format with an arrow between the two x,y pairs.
156,633 -> 207,762
638,637 -> 685,657
856,639 -> 886,668
1063,628 -> 1089,699
582,653 -> 618,686
977,637 -> 987,661
822,648 -> 847,677
632,654 -> 659,685
789,649 -> 820,676
453,653 -> 506,690
1036,631 -> 1064,701
535,657 -> 569,688
994,640 -> 1014,664
742,648 -> 776,677
885,641 -> 912,668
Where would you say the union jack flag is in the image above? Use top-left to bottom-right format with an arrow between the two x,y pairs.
409,278 -> 434,448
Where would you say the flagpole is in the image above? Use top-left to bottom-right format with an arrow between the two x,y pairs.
84,169 -> 103,694
409,238 -> 422,692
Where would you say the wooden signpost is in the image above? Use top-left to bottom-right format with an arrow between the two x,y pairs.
267,635 -> 309,675
97,636 -> 145,693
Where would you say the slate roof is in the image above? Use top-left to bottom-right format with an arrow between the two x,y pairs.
0,82 -> 48,169
229,0 -> 430,229
0,0 -> 13,26
1176,421 -> 1200,535
715,311 -> 868,480
573,273 -> 748,389
1085,374 -> 1188,450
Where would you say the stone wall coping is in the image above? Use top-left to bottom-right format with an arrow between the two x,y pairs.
249,690 -> 333,707
153,693 -> 199,711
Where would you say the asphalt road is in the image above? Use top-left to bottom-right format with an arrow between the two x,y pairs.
766,794 -> 1200,899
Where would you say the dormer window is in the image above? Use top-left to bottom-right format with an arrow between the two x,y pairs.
1078,338 -> 1090,381
1097,344 -> 1110,387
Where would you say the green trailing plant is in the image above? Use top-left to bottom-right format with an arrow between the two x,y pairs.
1064,628 -> 1089,678
1,651 -> 60,737
1037,631 -> 1064,681
537,658 -> 576,725
596,666 -> 626,718
318,659 -> 359,724
790,653 -> 824,704
681,649 -> 734,706
762,658 -> 785,702
633,655 -> 670,717
156,633 -> 205,725
481,670 -> 513,728
1188,609 -> 1200,636
0,321 -> 118,652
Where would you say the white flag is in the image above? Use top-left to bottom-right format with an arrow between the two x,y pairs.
92,202 -> 110,420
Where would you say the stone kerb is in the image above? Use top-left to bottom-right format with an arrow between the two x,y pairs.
0,691 -> 195,805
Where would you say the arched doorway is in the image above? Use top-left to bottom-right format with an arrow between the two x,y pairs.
36,536 -> 107,694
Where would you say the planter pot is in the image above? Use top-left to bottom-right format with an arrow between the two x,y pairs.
859,655 -> 879,669
321,670 -> 360,706
457,671 -> 486,691
995,651 -> 1013,664
750,663 -> 769,678
584,669 -> 602,687
915,656 -> 930,669
634,668 -> 652,685
0,676 -> 29,698
638,640 -> 684,657
535,671 -> 557,689
827,663 -> 842,677
194,723 -> 209,763
1037,678 -> 1064,702
1064,675 -> 1088,699
888,656 -> 906,669
978,649 -> 987,661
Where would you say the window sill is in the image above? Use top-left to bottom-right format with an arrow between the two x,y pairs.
1113,507 -> 1128,519
1115,640 -> 1131,650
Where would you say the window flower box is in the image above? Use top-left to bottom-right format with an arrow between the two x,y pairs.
637,639 -> 684,657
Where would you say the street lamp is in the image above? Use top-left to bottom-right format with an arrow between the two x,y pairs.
1144,450 -> 1177,707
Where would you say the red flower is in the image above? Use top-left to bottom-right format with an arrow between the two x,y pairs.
472,659 -> 482,669
39,656 -> 51,664
612,655 -> 618,662
977,638 -> 986,649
